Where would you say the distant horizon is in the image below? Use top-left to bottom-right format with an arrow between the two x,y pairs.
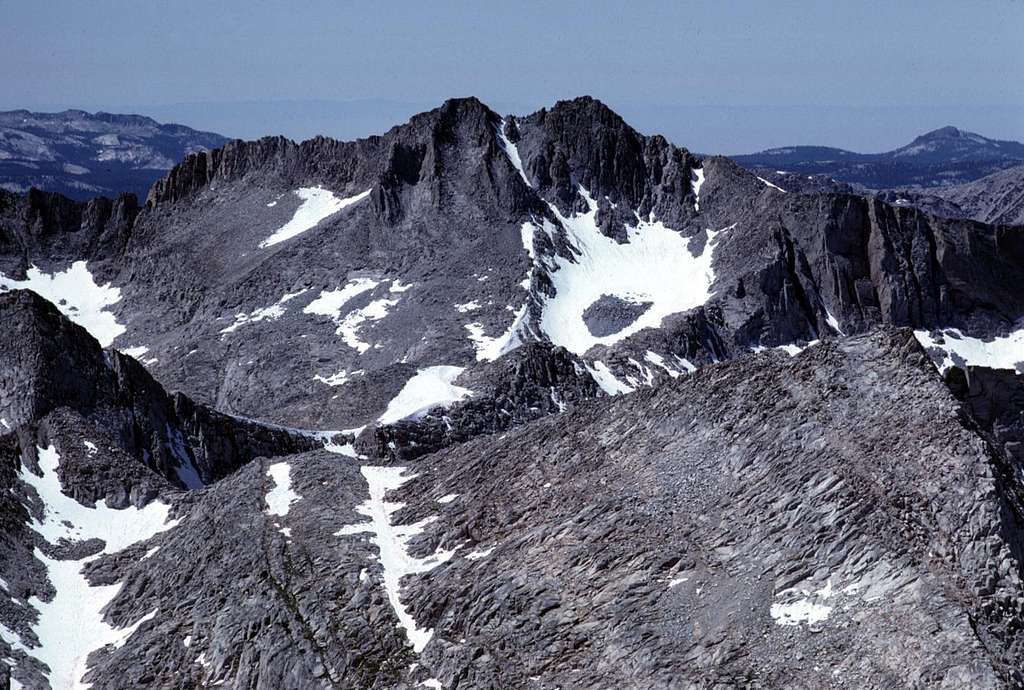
4,97 -> 1023,157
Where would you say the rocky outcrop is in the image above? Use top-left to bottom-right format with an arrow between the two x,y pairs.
514,96 -> 702,231
0,290 -> 317,496
388,329 -> 1024,688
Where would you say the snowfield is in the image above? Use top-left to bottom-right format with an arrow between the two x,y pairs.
0,261 -> 126,347
378,366 -> 472,425
539,188 -> 728,356
258,186 -> 371,248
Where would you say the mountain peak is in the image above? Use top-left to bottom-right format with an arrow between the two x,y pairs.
917,125 -> 964,140
545,95 -> 628,127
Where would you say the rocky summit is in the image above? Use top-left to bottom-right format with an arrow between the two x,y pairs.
2,97 -> 1024,689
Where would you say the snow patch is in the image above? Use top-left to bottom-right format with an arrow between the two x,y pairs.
770,579 -> 836,626
336,466 -> 457,653
259,187 -> 371,248
314,427 -> 365,458
776,340 -> 820,357
304,278 -> 380,319
465,547 -> 494,561
304,278 -> 401,353
220,289 -> 308,335
313,369 -> 363,387
465,304 -> 527,362
914,328 -> 1024,374
454,300 -> 480,313
0,261 -> 125,347
265,463 -> 300,518
378,367 -> 472,426
585,360 -> 634,396
15,445 -> 178,689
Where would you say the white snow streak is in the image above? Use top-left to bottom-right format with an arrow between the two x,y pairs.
497,119 -> 530,187
259,187 -> 371,248
691,167 -> 705,211
0,261 -> 125,347
539,188 -> 728,355
378,367 -> 472,426
336,466 -> 457,653
825,309 -> 844,335
11,445 -> 178,689
756,176 -> 787,193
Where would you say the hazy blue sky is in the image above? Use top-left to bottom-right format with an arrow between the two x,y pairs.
2,0 -> 1021,153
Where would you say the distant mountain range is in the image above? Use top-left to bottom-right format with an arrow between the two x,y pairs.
0,109 -> 227,201
733,125 -> 1024,189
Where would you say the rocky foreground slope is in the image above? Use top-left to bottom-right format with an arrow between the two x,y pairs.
2,97 -> 1024,688
2,310 -> 1022,688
